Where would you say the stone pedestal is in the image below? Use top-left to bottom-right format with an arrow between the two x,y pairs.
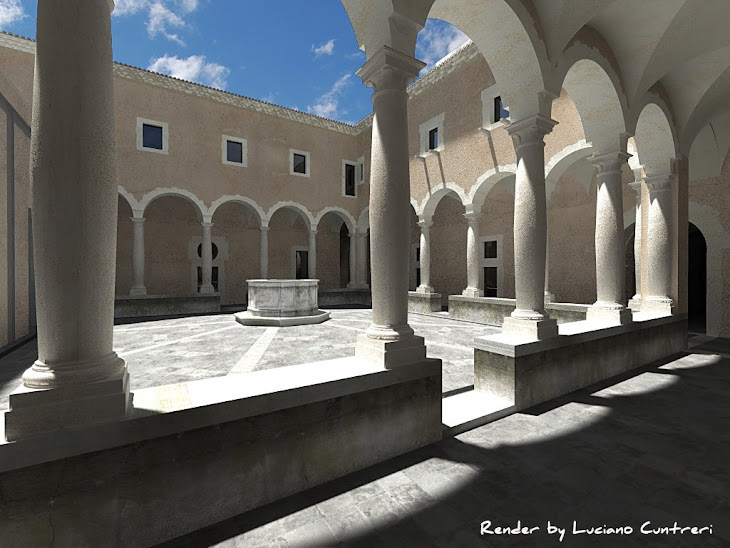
355,334 -> 426,369
408,291 -> 442,313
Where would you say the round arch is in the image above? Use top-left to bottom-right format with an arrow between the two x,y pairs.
357,207 -> 370,232
418,183 -> 468,221
314,207 -> 357,233
118,185 -> 141,216
556,57 -> 628,154
631,96 -> 679,176
139,187 -> 207,221
544,140 -> 593,203
265,201 -> 316,229
209,195 -> 266,227
468,168 -> 516,214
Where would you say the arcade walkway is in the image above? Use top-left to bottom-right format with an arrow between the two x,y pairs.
158,335 -> 729,547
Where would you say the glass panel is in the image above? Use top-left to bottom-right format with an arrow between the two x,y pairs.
428,127 -> 438,150
293,153 -> 306,174
143,124 -> 163,150
345,164 -> 356,196
484,240 -> 497,258
227,140 -> 243,163
484,266 -> 498,297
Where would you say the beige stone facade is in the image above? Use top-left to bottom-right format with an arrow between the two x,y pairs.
0,28 -> 729,351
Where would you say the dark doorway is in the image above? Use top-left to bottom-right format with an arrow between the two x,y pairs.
625,227 -> 636,305
688,222 -> 707,333
296,250 -> 309,279
339,223 -> 350,288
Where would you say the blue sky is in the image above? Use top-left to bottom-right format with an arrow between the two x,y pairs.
0,0 -> 468,124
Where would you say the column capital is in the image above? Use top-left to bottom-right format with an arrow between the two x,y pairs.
506,114 -> 558,149
356,46 -> 425,91
628,181 -> 643,194
201,221 -> 214,228
417,219 -> 432,230
591,151 -> 631,175
348,226 -> 357,237
131,216 -> 145,224
645,172 -> 672,193
463,212 -> 482,225
260,224 -> 269,232
309,225 -> 318,235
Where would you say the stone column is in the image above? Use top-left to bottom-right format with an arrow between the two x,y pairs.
259,225 -> 269,279
416,220 -> 434,293
308,225 -> 317,279
355,47 -> 427,367
130,216 -> 146,296
200,221 -> 215,293
586,151 -> 632,324
644,173 -> 674,315
628,181 -> 643,310
5,0 -> 131,440
358,230 -> 369,288
503,114 -> 558,340
347,227 -> 357,288
462,212 -> 483,297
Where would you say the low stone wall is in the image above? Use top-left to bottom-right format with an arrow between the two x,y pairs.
319,288 -> 372,307
0,357 -> 442,546
448,295 -> 589,325
408,291 -> 442,314
474,314 -> 687,410
114,294 -> 220,318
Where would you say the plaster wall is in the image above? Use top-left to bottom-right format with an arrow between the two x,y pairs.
115,197 -> 134,295
430,195 -> 467,306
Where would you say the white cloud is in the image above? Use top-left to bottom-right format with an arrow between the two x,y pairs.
114,0 -> 200,44
416,19 -> 469,75
312,39 -> 335,57
147,2 -> 186,45
0,0 -> 25,28
308,73 -> 351,119
148,54 -> 231,89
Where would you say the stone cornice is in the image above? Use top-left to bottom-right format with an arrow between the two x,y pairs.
0,31 -> 479,136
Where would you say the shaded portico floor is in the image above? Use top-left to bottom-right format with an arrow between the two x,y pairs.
158,335 -> 730,547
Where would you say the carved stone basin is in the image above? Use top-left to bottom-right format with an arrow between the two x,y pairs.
234,279 -> 330,326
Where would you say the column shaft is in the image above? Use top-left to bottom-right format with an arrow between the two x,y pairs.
503,114 -> 558,339
645,174 -> 673,314
200,222 -> 214,293
130,217 -> 146,295
462,213 -> 482,297
308,228 -> 317,278
416,221 -> 433,293
587,152 -> 631,324
348,228 -> 357,287
628,181 -> 643,308
259,226 -> 269,278
23,0 -> 126,386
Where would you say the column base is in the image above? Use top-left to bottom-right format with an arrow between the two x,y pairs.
5,364 -> 132,441
416,285 -> 435,294
501,315 -> 558,341
586,305 -> 633,325
462,287 -> 483,298
628,296 -> 642,311
544,291 -> 555,304
355,334 -> 426,369
130,286 -> 147,296
641,297 -> 674,316
199,284 -> 215,295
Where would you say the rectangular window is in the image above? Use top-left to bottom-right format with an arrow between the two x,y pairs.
143,124 -> 163,150
296,250 -> 309,279
226,140 -> 243,163
293,153 -> 307,174
416,267 -> 421,288
415,247 -> 420,262
484,266 -> 498,297
484,240 -> 498,259
345,163 -> 356,196
493,96 -> 509,123
359,162 -> 364,182
428,127 -> 439,150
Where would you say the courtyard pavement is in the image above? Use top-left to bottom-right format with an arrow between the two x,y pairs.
0,309 -> 496,412
1,313 -> 728,547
